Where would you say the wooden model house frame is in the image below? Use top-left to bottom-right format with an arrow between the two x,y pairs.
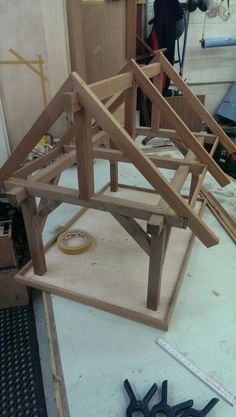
1,52 -> 235,314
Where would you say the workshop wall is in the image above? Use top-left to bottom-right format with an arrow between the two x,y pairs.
147,0 -> 236,114
0,0 -> 70,149
184,1 -> 236,113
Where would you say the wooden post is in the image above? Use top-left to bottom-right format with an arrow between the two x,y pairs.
151,71 -> 164,132
124,81 -> 137,138
126,0 -> 137,59
74,109 -> 94,200
110,139 -> 119,192
146,222 -> 167,311
21,195 -> 46,276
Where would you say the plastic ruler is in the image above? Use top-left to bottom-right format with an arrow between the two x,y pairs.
156,337 -> 235,406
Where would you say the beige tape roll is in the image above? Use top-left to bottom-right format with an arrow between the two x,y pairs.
57,229 -> 94,255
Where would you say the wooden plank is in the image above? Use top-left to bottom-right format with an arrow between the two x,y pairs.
71,72 -> 219,247
124,82 -> 137,138
126,0 -> 137,59
200,187 -> 236,243
136,127 -> 216,145
161,95 -> 205,132
130,59 -> 230,188
112,213 -> 151,256
158,52 -> 236,154
90,73 -> 133,101
81,0 -> 126,83
66,0 -> 86,78
21,195 -> 46,276
30,151 -> 76,183
151,71 -> 164,132
4,178 -> 185,227
74,110 -> 94,200
93,147 -> 205,173
13,146 -> 64,179
0,76 -> 73,180
147,224 -> 167,310
6,186 -> 27,206
109,140 -> 119,192
15,200 -> 204,331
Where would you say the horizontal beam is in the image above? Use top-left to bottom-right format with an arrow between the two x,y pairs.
93,147 -> 205,174
136,127 -> 217,145
13,146 -> 64,179
4,178 -> 186,228
29,150 -> 76,183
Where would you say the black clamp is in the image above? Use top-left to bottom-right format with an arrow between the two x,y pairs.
179,398 -> 219,417
124,379 -> 157,417
150,380 -> 193,417
124,379 -> 219,417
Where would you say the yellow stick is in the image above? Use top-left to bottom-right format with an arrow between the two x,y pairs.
38,54 -> 48,108
9,48 -> 48,81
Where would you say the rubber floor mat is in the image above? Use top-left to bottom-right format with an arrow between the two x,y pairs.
0,305 -> 48,417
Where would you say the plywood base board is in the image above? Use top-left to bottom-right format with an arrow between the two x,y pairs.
16,190 -> 202,331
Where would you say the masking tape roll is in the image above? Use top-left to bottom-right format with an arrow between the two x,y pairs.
57,229 -> 94,255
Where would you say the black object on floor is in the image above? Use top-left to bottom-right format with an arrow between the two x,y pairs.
124,378 -> 157,417
0,305 -> 48,417
124,379 -> 219,417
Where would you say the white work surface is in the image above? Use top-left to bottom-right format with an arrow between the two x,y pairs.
42,154 -> 236,417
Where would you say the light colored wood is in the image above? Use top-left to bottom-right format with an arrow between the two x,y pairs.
161,95 -> 205,132
81,0 -> 127,82
21,195 -> 46,276
151,71 -> 164,132
109,140 -> 119,192
4,177 -> 185,227
147,224 -> 167,310
92,147 -> 205,173
29,151 -> 76,183
71,72 -> 219,247
15,199 -> 204,331
112,213 -> 151,256
124,82 -> 137,138
126,0 -> 137,59
0,76 -> 73,180
201,187 -> 236,243
66,0 -> 86,79
90,73 -> 133,101
74,110 -> 94,200
136,127 -> 216,145
130,59 -> 230,188
63,92 -> 81,113
13,146 -> 64,179
158,52 -> 236,154
6,186 -> 27,206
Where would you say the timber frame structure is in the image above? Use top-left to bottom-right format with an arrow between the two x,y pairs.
1,52 -> 235,312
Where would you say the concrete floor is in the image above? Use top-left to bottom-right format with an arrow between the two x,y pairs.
42,151 -> 236,417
